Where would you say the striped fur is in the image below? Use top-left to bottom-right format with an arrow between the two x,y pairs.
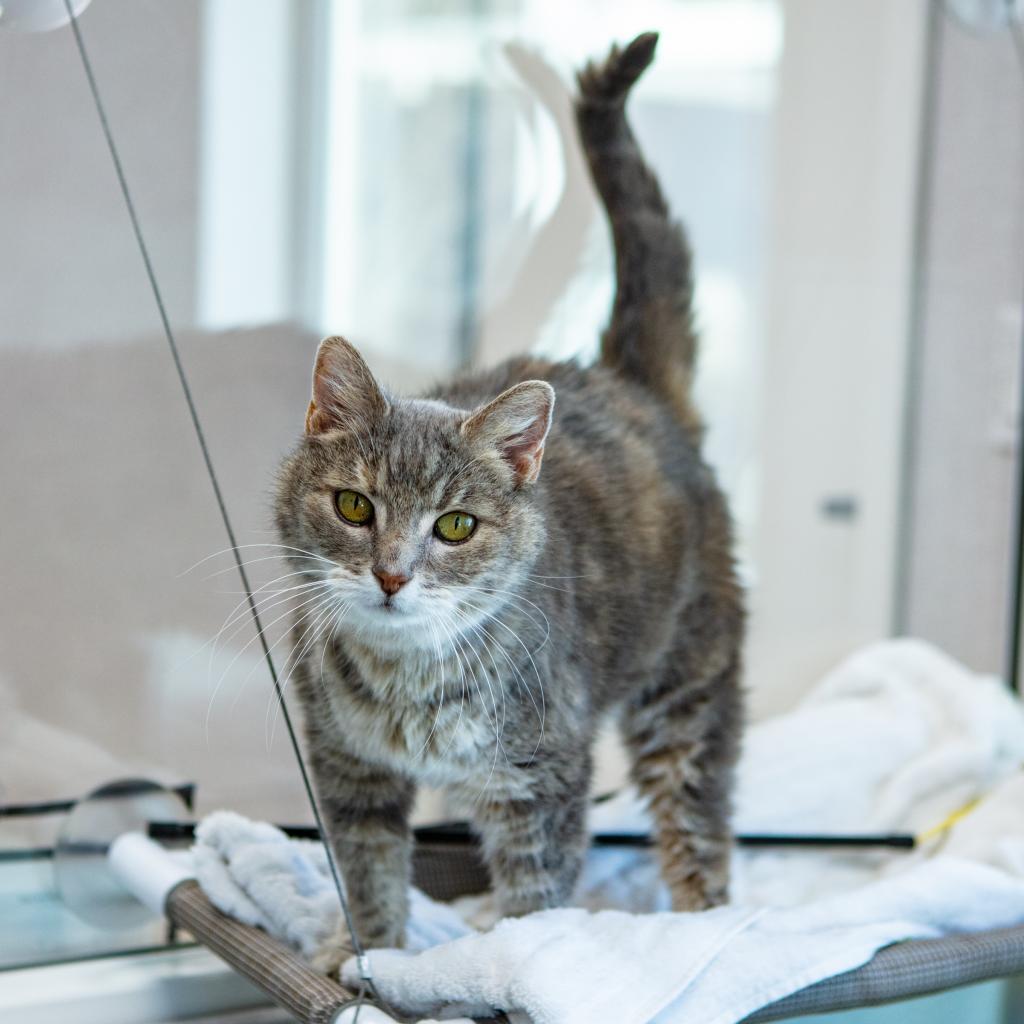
275,33 -> 743,960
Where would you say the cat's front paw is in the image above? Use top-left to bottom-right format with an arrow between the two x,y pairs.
310,920 -> 353,978
312,917 -> 405,976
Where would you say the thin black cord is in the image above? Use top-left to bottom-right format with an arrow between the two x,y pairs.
60,1 -> 377,1006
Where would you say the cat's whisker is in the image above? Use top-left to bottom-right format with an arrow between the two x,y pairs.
460,599 -> 547,755
488,632 -> 545,764
227,592 -> 339,725
266,596 -> 344,749
204,587 -> 337,745
458,585 -> 551,649
526,573 -> 592,580
202,570 -> 333,653
468,617 -> 521,729
463,635 -> 501,750
313,599 -> 352,703
280,596 -> 343,691
446,608 -> 509,798
203,558 -> 328,583
520,578 -> 574,595
348,430 -> 375,469
205,584 -> 335,697
199,577 -> 332,662
438,616 -> 479,724
433,614 -> 469,763
206,585 -> 335,696
214,576 -> 333,601
216,578 -> 329,648
316,602 -> 343,701
201,579 -> 335,670
413,618 -> 447,760
173,584 -> 305,675
178,542 -> 333,578
521,571 -> 594,595
449,606 -> 509,742
338,429 -> 379,484
468,622 -> 508,753
231,586 -> 343,716
270,600 -> 351,747
456,608 -> 545,762
461,632 -> 512,798
437,613 -> 491,746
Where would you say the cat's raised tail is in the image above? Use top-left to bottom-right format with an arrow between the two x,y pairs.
576,32 -> 699,427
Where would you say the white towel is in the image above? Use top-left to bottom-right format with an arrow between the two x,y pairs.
586,637 -> 1024,911
671,854 -> 1024,1024
192,812 -> 473,959
193,813 -> 343,961
345,905 -> 763,1024
346,853 -> 1024,1024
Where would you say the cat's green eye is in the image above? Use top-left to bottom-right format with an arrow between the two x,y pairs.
434,511 -> 477,543
336,489 -> 374,526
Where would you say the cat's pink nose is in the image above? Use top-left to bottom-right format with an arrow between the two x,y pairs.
374,570 -> 410,596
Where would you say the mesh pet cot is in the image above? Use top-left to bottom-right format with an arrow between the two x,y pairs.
157,839 -> 1024,1023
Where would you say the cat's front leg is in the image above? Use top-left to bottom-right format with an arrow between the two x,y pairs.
470,759 -> 591,917
307,743 -> 415,955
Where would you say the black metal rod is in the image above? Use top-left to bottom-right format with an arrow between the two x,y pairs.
146,820 -> 917,850
411,823 -> 916,850
0,783 -> 195,819
0,821 -> 917,865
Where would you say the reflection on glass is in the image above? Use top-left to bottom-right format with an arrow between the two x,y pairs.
5,0 -> 964,976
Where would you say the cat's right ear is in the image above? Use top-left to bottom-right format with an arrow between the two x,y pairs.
305,336 -> 388,435
461,380 -> 554,486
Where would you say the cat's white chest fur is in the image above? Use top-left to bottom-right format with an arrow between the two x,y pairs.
321,637 -> 497,785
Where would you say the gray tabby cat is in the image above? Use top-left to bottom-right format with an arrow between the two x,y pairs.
274,32 -> 743,961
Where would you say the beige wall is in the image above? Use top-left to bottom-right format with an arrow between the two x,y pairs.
0,324 -> 315,818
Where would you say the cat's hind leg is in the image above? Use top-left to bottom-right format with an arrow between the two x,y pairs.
620,597 -> 743,910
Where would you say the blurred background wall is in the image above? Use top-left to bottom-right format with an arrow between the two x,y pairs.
3,0 -> 1024,970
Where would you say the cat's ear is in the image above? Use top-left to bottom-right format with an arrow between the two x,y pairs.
305,336 -> 388,435
461,380 -> 554,485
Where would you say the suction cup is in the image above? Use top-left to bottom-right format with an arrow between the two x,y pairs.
0,0 -> 93,33
54,778 -> 190,930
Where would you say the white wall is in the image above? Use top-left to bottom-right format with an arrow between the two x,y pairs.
746,0 -> 929,716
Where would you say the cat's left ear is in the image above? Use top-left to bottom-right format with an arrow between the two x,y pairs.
461,380 -> 554,486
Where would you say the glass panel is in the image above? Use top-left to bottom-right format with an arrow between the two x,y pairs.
5,0 -> 1009,984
